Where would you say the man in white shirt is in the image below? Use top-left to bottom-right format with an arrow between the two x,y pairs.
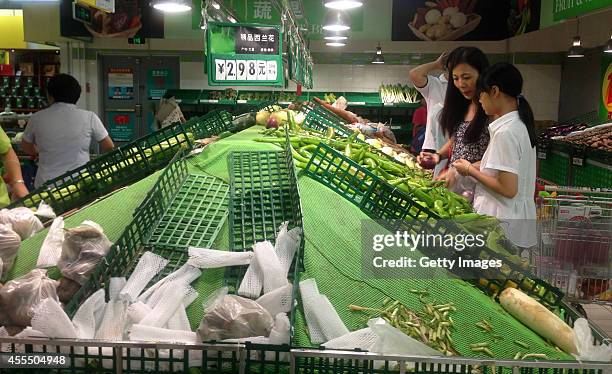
22,74 -> 114,188
409,53 -> 449,177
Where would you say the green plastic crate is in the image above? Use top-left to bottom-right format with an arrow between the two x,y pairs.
301,102 -> 353,138
9,121 -> 193,216
187,110 -> 234,139
303,143 -> 563,308
228,149 -> 303,252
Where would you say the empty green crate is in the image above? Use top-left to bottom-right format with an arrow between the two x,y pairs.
228,150 -> 303,252
301,102 -> 353,138
9,121 -> 194,216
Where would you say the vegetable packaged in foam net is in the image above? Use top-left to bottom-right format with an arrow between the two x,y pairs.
0,223 -> 20,276
57,221 -> 112,286
0,207 -> 44,240
197,294 -> 274,341
0,269 -> 59,327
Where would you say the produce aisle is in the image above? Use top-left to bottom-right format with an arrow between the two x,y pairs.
11,124 -> 577,364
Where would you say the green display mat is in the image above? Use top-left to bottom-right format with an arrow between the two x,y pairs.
13,125 -> 573,361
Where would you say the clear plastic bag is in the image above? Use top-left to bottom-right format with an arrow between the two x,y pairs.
57,222 -> 112,285
447,167 -> 477,201
36,217 -> 64,268
573,318 -> 612,362
0,224 -> 20,275
34,202 -> 56,220
0,268 -> 59,327
0,207 -> 44,240
197,294 -> 274,341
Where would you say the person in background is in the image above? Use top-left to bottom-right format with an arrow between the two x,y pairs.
420,47 -> 490,192
410,96 -> 427,154
410,52 -> 449,177
22,74 -> 114,188
155,93 -> 186,130
0,127 -> 28,207
453,62 -> 537,249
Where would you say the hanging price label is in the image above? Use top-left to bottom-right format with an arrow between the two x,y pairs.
206,23 -> 284,87
214,58 -> 277,83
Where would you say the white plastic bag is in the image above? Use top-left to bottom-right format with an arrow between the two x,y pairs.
368,317 -> 440,356
573,318 -> 612,362
58,222 -> 112,285
0,207 -> 43,240
197,294 -> 274,341
0,268 -> 59,327
36,217 -> 64,268
34,202 -> 56,220
0,223 -> 20,275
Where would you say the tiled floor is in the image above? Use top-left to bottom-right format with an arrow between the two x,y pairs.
581,303 -> 612,338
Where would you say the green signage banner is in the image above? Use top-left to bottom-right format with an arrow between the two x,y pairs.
553,0 -> 611,21
206,22 -> 284,86
600,52 -> 612,122
194,0 -> 363,40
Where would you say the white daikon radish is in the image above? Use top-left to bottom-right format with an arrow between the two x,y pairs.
499,288 -> 577,354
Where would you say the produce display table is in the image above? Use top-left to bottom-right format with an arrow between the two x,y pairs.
7,124 -> 609,373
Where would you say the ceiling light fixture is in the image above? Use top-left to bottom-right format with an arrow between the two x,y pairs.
228,16 -> 237,23
372,44 -> 384,64
211,1 -> 220,10
326,41 -> 346,47
323,10 -> 350,32
567,18 -> 584,58
604,30 -> 612,53
151,0 -> 192,13
324,30 -> 348,41
324,0 -> 363,10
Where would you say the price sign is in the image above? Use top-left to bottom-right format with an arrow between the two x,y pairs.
206,22 -> 283,86
572,157 -> 584,166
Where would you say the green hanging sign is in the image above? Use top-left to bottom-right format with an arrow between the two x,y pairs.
206,22 -> 284,87
553,0 -> 611,21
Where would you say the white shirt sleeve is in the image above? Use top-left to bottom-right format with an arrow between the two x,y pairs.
22,113 -> 39,143
415,75 -> 446,106
90,112 -> 109,142
422,104 -> 441,151
483,131 -> 521,175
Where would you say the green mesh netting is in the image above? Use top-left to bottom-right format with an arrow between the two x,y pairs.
9,125 -> 575,362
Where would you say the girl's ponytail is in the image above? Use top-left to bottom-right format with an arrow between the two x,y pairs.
517,95 -> 536,147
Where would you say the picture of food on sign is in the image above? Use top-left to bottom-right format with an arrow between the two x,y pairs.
85,0 -> 142,38
409,0 -> 481,41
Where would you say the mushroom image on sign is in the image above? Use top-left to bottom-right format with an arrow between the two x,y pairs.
408,1 -> 481,41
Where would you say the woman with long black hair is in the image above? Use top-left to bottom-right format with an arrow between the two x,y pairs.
453,62 -> 537,249
421,46 -> 491,191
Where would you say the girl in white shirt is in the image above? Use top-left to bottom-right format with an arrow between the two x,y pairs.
452,62 -> 537,248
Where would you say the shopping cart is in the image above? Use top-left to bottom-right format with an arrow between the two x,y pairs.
535,181 -> 612,305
